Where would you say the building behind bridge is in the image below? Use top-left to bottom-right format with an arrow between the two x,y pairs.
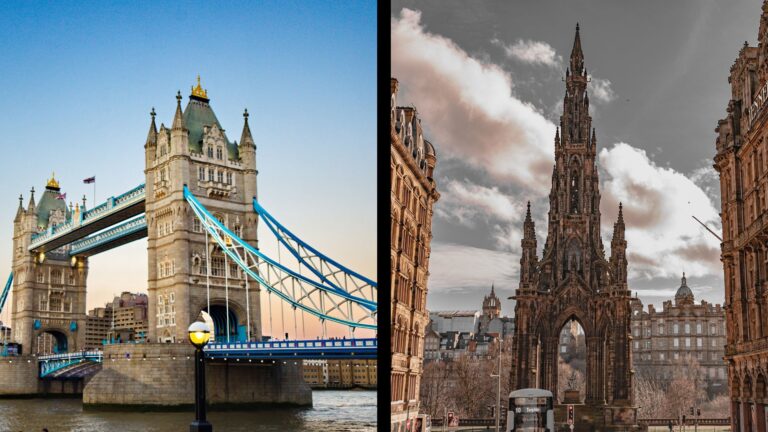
302,359 -> 377,389
85,291 -> 148,348
390,77 -> 440,431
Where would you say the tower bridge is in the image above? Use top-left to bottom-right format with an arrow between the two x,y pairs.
0,78 -> 377,407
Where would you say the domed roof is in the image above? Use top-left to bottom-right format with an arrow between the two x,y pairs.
674,272 -> 694,303
36,174 -> 69,230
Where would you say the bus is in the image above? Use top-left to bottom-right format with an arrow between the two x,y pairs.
506,388 -> 554,432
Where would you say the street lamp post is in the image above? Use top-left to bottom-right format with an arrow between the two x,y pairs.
490,338 -> 502,432
188,321 -> 213,432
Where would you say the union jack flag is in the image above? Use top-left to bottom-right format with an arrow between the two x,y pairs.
83,176 -> 95,184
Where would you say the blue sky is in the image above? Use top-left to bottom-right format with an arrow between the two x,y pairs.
0,1 -> 376,338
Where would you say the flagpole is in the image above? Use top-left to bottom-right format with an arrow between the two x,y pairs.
93,180 -> 96,206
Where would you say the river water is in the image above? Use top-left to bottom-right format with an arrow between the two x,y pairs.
0,390 -> 376,431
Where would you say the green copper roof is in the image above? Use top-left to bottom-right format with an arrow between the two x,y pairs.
36,188 -> 69,229
183,96 -> 239,160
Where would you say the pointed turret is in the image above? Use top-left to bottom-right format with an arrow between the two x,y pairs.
14,194 -> 24,223
240,108 -> 255,148
570,23 -> 585,75
520,201 -> 538,288
145,107 -> 158,148
27,187 -> 35,212
171,91 -> 186,131
610,203 -> 628,287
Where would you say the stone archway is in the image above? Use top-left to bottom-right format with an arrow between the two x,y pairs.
35,328 -> 69,354
556,316 -> 587,404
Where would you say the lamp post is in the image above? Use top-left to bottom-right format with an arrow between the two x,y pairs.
188,321 -> 212,432
490,338 -> 502,432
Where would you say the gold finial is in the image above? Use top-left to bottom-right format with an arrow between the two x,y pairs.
191,75 -> 208,99
46,171 -> 60,189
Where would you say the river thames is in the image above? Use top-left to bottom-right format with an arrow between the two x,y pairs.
0,390 -> 376,431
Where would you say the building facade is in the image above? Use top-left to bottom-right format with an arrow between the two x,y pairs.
390,77 -> 439,431
144,79 -> 261,344
84,292 -> 149,348
509,26 -> 640,429
629,274 -> 727,396
715,3 -> 768,430
302,359 -> 377,389
424,286 -> 515,362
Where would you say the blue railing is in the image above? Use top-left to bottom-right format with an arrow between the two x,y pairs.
38,351 -> 103,378
203,338 -> 377,360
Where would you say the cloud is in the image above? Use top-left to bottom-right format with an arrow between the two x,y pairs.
437,179 -> 521,225
392,8 -> 556,195
588,77 -> 616,103
427,242 -> 518,293
491,38 -> 562,67
599,143 -> 721,279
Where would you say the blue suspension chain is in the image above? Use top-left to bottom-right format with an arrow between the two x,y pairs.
277,237 -> 286,339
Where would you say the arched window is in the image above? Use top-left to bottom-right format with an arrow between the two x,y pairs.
216,147 -> 223,160
569,164 -> 581,214
207,146 -> 214,158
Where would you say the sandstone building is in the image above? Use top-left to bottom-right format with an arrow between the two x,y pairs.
84,291 -> 149,348
390,77 -> 439,431
714,2 -> 768,430
629,274 -> 727,396
509,25 -> 641,430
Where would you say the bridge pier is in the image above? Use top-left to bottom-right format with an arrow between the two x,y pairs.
82,343 -> 311,409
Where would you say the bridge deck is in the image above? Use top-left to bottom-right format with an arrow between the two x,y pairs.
203,338 -> 377,360
29,184 -> 145,253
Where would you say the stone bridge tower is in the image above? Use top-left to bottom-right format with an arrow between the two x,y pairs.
144,78 -> 261,343
11,175 -> 88,354
509,25 -> 640,429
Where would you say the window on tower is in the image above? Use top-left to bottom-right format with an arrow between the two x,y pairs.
570,168 -> 580,213
208,146 -> 213,158
217,147 -> 223,160
208,168 -> 213,181
198,167 -> 204,181
218,171 -> 224,183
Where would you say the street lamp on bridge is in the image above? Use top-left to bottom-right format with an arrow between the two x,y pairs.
188,321 -> 212,432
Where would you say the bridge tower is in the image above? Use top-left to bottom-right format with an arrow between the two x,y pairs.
144,78 -> 261,343
11,174 -> 88,354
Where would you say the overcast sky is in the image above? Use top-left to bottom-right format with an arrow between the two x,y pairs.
392,0 -> 761,316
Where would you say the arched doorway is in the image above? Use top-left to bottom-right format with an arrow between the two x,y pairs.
204,304 -> 240,343
35,330 -> 68,354
557,319 -> 586,403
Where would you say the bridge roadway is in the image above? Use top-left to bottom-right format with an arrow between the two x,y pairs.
28,184 -> 146,254
36,338 -> 376,378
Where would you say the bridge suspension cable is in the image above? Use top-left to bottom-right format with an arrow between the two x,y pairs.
0,273 -> 13,316
252,199 -> 376,304
183,186 -> 376,331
